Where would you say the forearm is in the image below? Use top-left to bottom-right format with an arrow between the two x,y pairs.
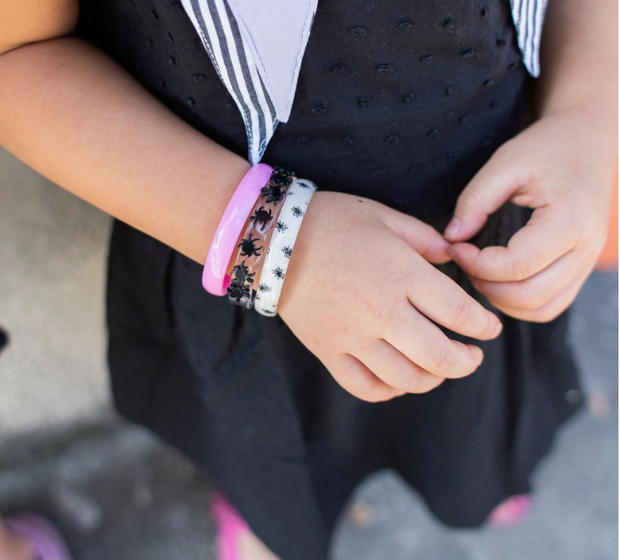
536,0 -> 617,165
0,36 -> 250,264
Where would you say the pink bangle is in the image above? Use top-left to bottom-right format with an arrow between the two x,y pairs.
202,163 -> 274,296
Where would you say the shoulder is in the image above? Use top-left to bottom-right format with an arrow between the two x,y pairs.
0,0 -> 78,56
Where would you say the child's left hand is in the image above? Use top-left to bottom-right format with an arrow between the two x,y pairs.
443,108 -> 616,323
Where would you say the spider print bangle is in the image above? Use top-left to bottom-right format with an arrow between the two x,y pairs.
254,178 -> 318,317
202,163 -> 273,296
227,167 -> 295,307
227,166 -> 296,308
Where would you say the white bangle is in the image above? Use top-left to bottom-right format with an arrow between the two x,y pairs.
254,178 -> 317,317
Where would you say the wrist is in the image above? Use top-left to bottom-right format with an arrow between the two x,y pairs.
542,101 -> 616,139
189,156 -> 251,265
537,105 -> 618,174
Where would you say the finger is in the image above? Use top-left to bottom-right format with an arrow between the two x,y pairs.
357,339 -> 445,393
444,150 -> 522,242
327,353 -> 405,402
469,249 -> 594,311
405,254 -> 502,341
488,268 -> 592,323
448,206 -> 577,282
384,301 -> 485,378
381,208 -> 452,264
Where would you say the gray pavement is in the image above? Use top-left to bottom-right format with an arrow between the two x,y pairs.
0,148 -> 110,433
0,146 -> 617,559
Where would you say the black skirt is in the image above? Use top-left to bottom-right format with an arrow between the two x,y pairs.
76,1 -> 582,559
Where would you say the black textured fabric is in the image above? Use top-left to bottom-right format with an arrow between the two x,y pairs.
76,2 -> 582,559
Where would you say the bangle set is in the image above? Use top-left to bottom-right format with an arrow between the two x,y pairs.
203,164 -> 315,316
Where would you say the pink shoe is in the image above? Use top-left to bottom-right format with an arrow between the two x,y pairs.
211,493 -> 251,560
488,494 -> 533,526
3,513 -> 73,560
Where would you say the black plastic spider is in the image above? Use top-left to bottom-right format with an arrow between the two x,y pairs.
275,220 -> 288,233
273,165 -> 294,176
237,233 -> 263,257
291,206 -> 304,218
230,261 -> 255,284
227,281 -> 251,302
282,246 -> 292,259
258,283 -> 272,293
248,206 -> 273,231
271,166 -> 295,186
272,267 -> 285,280
260,182 -> 286,204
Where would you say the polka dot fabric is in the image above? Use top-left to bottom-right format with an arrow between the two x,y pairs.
77,0 -> 529,226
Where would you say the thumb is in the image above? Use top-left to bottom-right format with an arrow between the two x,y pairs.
382,208 -> 452,264
444,153 -> 522,242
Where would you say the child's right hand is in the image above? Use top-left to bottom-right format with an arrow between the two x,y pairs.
278,191 -> 503,402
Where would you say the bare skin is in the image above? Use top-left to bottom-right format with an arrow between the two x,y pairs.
0,0 -> 615,558
0,520 -> 31,560
444,0 -> 618,322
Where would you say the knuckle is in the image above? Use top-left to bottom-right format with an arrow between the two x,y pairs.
521,293 -> 548,311
483,316 -> 500,339
349,372 -> 400,402
504,289 -> 546,311
511,258 -> 532,281
458,190 -> 482,213
511,282 -> 556,311
398,372 -> 422,393
431,343 -> 453,374
367,389 -> 402,402
418,376 -> 445,394
352,385 -> 385,403
406,374 -> 444,394
451,299 -> 472,329
529,306 -> 563,324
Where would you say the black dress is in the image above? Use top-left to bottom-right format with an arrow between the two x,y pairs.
76,1 -> 582,559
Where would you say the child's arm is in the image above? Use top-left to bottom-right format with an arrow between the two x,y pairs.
0,36 -> 251,265
0,4 -> 501,402
444,0 -> 617,322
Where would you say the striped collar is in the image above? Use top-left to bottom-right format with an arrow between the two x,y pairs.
180,0 -> 547,164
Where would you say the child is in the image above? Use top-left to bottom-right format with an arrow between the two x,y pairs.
0,0 -> 615,559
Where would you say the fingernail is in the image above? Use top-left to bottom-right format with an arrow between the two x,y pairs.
444,218 -> 461,239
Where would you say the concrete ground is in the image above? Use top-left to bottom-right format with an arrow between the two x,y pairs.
0,148 -> 110,433
0,146 -> 617,559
